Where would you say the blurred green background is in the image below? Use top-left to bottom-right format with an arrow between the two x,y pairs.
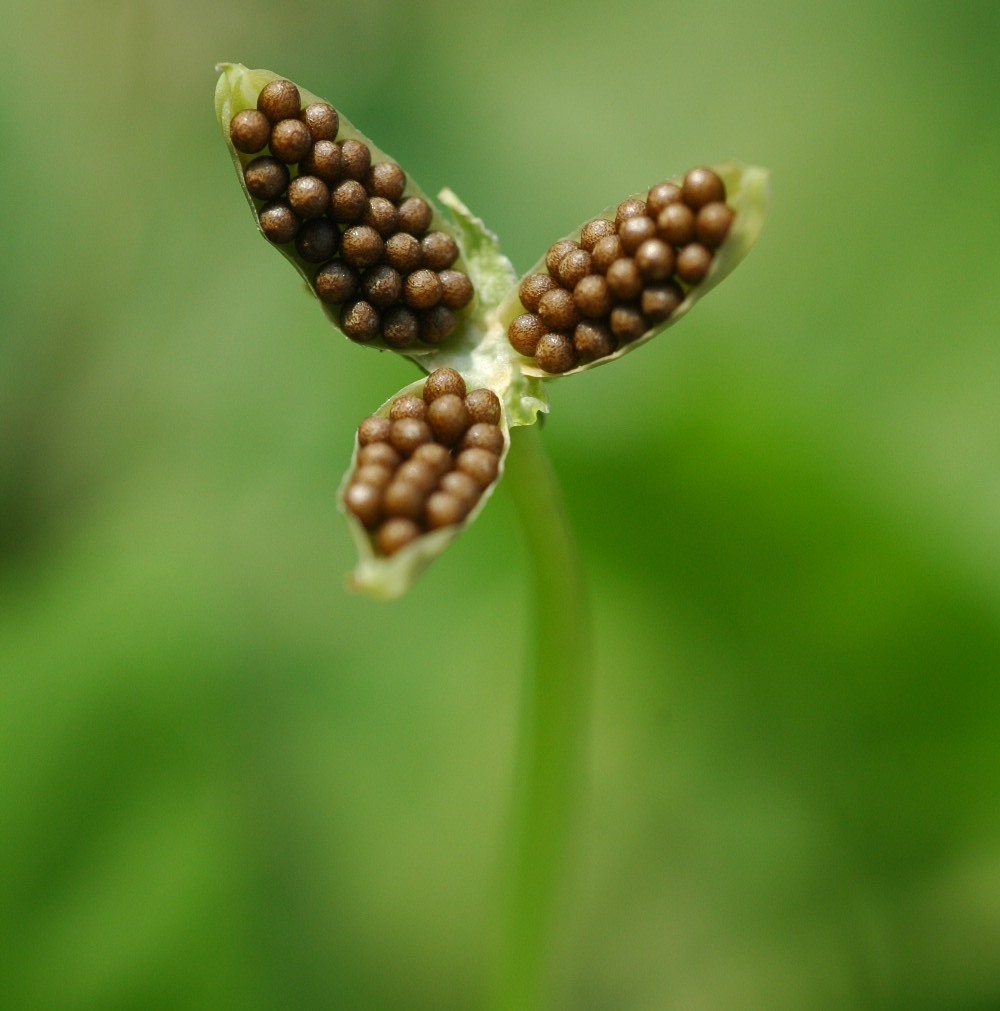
2,1 -> 998,1009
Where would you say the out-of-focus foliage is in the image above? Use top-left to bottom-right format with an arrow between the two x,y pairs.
1,2 -> 998,1009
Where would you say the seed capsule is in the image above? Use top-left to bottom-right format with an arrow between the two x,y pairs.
230,109 -> 271,153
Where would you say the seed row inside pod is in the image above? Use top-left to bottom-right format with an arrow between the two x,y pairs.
229,79 -> 475,348
344,369 -> 505,556
507,166 -> 735,374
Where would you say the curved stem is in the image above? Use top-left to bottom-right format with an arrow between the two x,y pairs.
490,422 -> 591,1011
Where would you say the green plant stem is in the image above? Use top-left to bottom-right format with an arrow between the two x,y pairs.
490,422 -> 591,1011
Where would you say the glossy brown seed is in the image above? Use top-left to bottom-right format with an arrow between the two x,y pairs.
534,332 -> 578,374
675,243 -> 713,284
403,269 -> 442,309
419,305 -> 457,344
243,156 -> 289,200
389,394 -> 427,422
438,270 -> 474,310
340,225 -> 385,269
340,299 -> 381,342
424,367 -> 466,402
605,258 -> 643,300
295,218 -> 339,263
537,288 -> 579,330
618,215 -> 657,254
376,517 -> 420,555
397,196 -> 432,236
557,249 -> 592,288
590,234 -> 624,273
363,196 -> 399,237
344,482 -> 383,530
353,464 -> 394,491
646,181 -> 683,217
634,238 -> 675,282
461,422 -> 504,455
287,175 -> 331,219
609,304 -> 647,343
331,179 -> 368,222
427,393 -> 470,445
456,447 -> 500,487
381,306 -> 420,348
339,139 -> 372,180
580,217 -> 616,250
383,479 -> 426,520
440,470 -> 482,509
412,442 -> 453,477
518,273 -> 559,312
614,198 -> 647,228
258,200 -> 300,244
695,202 -> 734,248
424,492 -> 468,530
230,109 -> 271,153
300,139 -> 342,184
358,441 -> 401,469
507,313 -> 547,356
257,79 -> 301,122
361,265 -> 403,307
389,417 -> 432,456
641,281 -> 684,323
384,232 -> 423,273
365,162 -> 406,201
357,416 -> 391,446
546,239 -> 578,276
314,261 -> 358,304
269,118 -> 312,163
465,388 -> 502,426
682,166 -> 726,209
420,232 -> 459,271
301,102 -> 339,141
395,459 -> 438,495
572,274 -> 612,318
573,321 -> 616,363
656,202 -> 696,246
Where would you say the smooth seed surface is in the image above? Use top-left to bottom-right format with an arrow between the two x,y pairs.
557,248 -> 592,288
634,238 -> 675,281
614,198 -> 647,228
426,394 -> 470,446
420,232 -> 459,271
357,416 -> 391,445
675,243 -> 713,284
363,196 -> 399,237
383,479 -> 426,521
331,179 -> 368,222
656,202 -> 696,246
425,492 -> 467,530
412,442 -> 453,477
590,234 -> 624,272
353,464 -> 393,490
358,441 -> 401,469
605,258 -> 643,300
461,423 -> 504,455
465,388 -> 501,426
609,304 -> 646,343
344,482 -> 383,530
440,470 -> 481,509
580,217 -> 616,250
646,181 -> 682,217
376,517 -> 420,555
695,201 -> 734,248
641,281 -> 684,322
388,417 -> 432,456
618,215 -> 657,254
395,459 -> 438,494
456,447 -> 499,487
573,274 -> 612,318
573,321 -> 616,362
682,166 -> 726,209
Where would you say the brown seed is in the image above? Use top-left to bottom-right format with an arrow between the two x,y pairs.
424,367 -> 466,402
456,447 -> 500,487
590,234 -> 624,273
403,269 -> 442,310
420,232 -> 459,271
295,218 -> 339,263
340,299 -> 381,342
376,517 -> 421,555
361,264 -> 403,307
230,109 -> 271,153
537,288 -> 579,330
675,243 -> 713,284
365,162 -> 407,201
257,79 -> 301,122
287,175 -> 331,219
419,305 -> 457,344
646,181 -> 683,217
395,459 -> 438,495
353,464 -> 394,491
695,201 -> 734,248
557,248 -> 592,288
534,332 -> 578,374
340,225 -> 385,269
609,303 -> 647,343
381,306 -> 420,348
605,258 -> 643,300
424,491 -> 468,530
614,198 -> 647,228
397,196 -> 432,236
618,215 -> 657,254
518,273 -> 559,312
438,270 -> 474,310
641,281 -> 684,323
461,422 -> 504,455
411,442 -> 452,477
383,479 -> 426,520
426,394 -> 470,446
243,156 -> 290,200
331,180 -> 368,222
269,118 -> 312,163
338,139 -> 372,180
656,202 -> 696,246
357,416 -> 391,445
389,394 -> 427,422
440,470 -> 482,509
465,388 -> 502,426
389,417 -> 432,456
300,139 -> 342,184
344,481 -> 383,530
573,274 -> 612,318
363,196 -> 399,237
682,166 -> 726,209
384,232 -> 423,273
546,239 -> 578,276
507,313 -> 547,356
258,200 -> 300,244
315,261 -> 358,304
634,238 -> 675,281
579,217 -> 616,250
358,441 -> 401,469
300,102 -> 339,141
573,321 -> 616,363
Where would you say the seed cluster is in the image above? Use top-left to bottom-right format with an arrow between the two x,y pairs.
230,79 -> 475,347
507,167 -> 734,373
344,369 -> 504,555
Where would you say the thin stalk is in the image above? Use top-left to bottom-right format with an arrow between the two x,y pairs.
490,422 -> 591,1011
